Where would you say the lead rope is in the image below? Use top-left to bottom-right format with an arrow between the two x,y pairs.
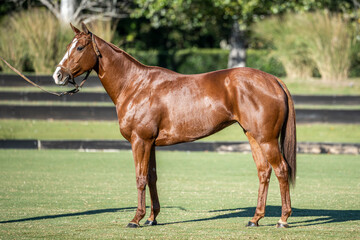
0,55 -> 91,96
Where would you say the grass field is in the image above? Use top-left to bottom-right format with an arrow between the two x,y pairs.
0,150 -> 359,239
1,119 -> 360,143
284,77 -> 360,95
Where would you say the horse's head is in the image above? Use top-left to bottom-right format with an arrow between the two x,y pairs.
53,23 -> 100,86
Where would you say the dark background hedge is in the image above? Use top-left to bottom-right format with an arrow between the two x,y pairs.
127,48 -> 287,76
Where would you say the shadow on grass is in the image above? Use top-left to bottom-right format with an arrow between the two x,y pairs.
161,206 -> 360,227
0,206 -> 183,224
0,207 -> 136,224
1,206 -> 359,227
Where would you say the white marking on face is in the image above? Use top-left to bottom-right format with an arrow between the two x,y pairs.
53,38 -> 78,84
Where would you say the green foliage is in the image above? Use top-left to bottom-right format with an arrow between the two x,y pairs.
126,49 -> 161,66
246,49 -> 286,76
133,0 -> 222,30
174,48 -> 228,74
302,11 -> 352,81
350,39 -> 360,77
133,0 -> 355,32
131,0 -> 356,77
0,9 -> 118,75
252,13 -> 315,79
0,9 -> 73,74
253,11 -> 354,81
87,20 -> 118,43
0,17 -> 29,73
126,48 -> 284,75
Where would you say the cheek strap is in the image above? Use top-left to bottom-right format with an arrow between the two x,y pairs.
90,32 -> 101,58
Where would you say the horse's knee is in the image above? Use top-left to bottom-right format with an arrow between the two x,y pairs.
258,165 -> 272,184
260,142 -> 289,179
136,176 -> 147,191
273,160 -> 289,181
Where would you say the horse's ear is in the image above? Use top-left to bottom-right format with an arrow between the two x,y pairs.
70,23 -> 81,34
81,22 -> 90,34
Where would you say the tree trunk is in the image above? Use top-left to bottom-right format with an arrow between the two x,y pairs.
227,21 -> 246,68
60,0 -> 76,24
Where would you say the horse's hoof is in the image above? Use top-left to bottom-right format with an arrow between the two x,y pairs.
276,222 -> 289,228
144,219 -> 157,226
245,221 -> 259,227
127,222 -> 140,228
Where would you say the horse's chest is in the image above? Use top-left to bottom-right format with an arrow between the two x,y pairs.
116,99 -> 160,141
115,90 -> 231,144
115,103 -> 135,141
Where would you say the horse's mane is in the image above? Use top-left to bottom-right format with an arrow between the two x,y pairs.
103,38 -> 147,67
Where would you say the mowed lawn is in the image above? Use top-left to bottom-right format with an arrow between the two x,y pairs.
1,119 -> 360,143
0,150 -> 359,239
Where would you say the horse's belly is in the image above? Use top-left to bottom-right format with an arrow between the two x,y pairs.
155,121 -> 233,146
155,101 -> 233,146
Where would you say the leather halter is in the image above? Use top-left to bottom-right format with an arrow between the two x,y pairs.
90,32 -> 101,58
55,31 -> 101,95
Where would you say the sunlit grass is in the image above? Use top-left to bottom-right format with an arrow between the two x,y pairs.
283,77 -> 360,96
0,150 -> 359,239
1,119 -> 359,143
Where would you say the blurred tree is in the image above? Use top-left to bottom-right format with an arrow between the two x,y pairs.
0,0 -> 30,19
134,0 -> 355,68
38,0 -> 132,25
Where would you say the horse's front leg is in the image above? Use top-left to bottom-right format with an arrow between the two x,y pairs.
144,145 -> 160,226
127,134 -> 154,228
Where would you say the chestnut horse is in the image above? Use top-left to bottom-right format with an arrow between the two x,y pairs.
53,23 -> 296,228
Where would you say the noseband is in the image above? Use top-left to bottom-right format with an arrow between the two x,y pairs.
56,32 -> 101,95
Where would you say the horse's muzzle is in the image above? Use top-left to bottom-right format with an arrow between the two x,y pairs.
53,67 -> 70,86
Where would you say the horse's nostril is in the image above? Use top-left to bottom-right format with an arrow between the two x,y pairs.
57,72 -> 62,80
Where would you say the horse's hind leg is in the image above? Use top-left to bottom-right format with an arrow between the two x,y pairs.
245,132 -> 272,227
144,145 -> 160,226
259,140 -> 292,228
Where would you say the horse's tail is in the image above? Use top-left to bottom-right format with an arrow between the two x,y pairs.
277,78 -> 297,186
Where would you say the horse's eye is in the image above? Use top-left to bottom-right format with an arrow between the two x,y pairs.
77,46 -> 84,51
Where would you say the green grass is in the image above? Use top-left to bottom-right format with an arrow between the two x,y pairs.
295,104 -> 360,110
0,119 -> 122,140
0,150 -> 359,239
1,119 -> 360,143
284,77 -> 360,96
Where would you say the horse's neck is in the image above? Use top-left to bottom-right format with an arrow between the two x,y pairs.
95,36 -> 147,104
